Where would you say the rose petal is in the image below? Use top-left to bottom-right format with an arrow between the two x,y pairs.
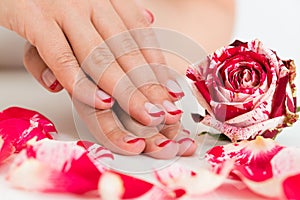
8,139 -> 102,194
283,174 -> 300,200
271,147 -> 300,177
0,118 -> 53,152
234,173 -> 284,198
201,114 -> 285,141
76,140 -> 114,171
206,137 -> 300,199
99,171 -> 171,200
154,161 -> 234,198
0,135 -> 15,164
0,107 -> 57,133
0,107 -> 57,153
233,147 -> 300,199
206,136 -> 284,181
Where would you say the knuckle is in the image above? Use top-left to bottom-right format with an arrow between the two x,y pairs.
115,83 -> 136,99
56,51 -> 79,68
141,83 -> 169,100
121,49 -> 141,62
88,45 -> 115,68
142,83 -> 163,94
118,33 -> 138,55
107,32 -> 138,58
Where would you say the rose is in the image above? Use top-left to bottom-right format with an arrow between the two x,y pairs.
186,39 -> 298,141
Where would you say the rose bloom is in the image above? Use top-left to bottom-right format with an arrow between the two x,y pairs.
187,39 -> 298,141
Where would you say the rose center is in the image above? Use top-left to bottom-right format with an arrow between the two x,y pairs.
240,69 -> 259,88
226,66 -> 260,91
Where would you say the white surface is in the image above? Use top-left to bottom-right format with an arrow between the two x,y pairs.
0,0 -> 300,199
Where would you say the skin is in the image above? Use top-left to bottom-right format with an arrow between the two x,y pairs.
0,0 -> 235,159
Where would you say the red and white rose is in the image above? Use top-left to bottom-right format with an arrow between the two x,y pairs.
187,39 -> 298,141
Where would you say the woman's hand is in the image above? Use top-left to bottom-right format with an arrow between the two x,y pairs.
23,44 -> 197,159
0,0 -> 184,127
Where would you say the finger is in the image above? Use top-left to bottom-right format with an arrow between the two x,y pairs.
90,1 -> 182,124
111,0 -> 185,100
114,104 -> 179,159
23,42 -> 63,93
56,4 -> 165,126
30,19 -> 115,109
159,124 -> 197,157
23,42 -> 114,110
73,99 -> 146,156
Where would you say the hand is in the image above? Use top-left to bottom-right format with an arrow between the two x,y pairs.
23,43 -> 197,159
0,0 -> 184,127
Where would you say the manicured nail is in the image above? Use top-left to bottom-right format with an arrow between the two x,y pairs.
163,100 -> 183,115
96,90 -> 113,103
166,80 -> 185,99
145,102 -> 165,118
182,129 -> 191,135
177,138 -> 195,144
124,135 -> 145,144
155,138 -> 173,147
143,8 -> 154,24
42,68 -> 58,90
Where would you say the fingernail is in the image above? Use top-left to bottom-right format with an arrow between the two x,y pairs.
143,8 -> 154,24
96,90 -> 113,103
42,68 -> 59,90
145,102 -> 165,118
177,138 -> 195,144
166,80 -> 185,99
124,135 -> 145,144
155,138 -> 173,147
182,129 -> 191,135
163,100 -> 183,115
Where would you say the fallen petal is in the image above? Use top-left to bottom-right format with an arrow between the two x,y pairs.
206,137 -> 300,199
155,161 -> 233,198
0,118 -> 53,152
99,171 -> 171,200
0,106 -> 57,133
0,135 -> 15,164
0,107 -> 57,153
283,174 -> 300,200
76,140 -> 114,171
206,136 -> 284,182
8,139 -> 102,194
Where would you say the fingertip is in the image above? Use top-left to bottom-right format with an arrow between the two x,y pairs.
41,68 -> 63,92
162,100 -> 183,124
142,8 -> 154,24
144,136 -> 179,159
165,80 -> 185,100
177,138 -> 197,157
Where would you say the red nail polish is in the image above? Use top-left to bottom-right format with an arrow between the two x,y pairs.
177,138 -> 194,144
126,138 -> 145,144
144,9 -> 154,24
183,129 -> 191,135
149,111 -> 165,118
102,97 -> 113,103
168,91 -> 185,99
49,80 -> 59,91
158,139 -> 173,147
168,109 -> 183,116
